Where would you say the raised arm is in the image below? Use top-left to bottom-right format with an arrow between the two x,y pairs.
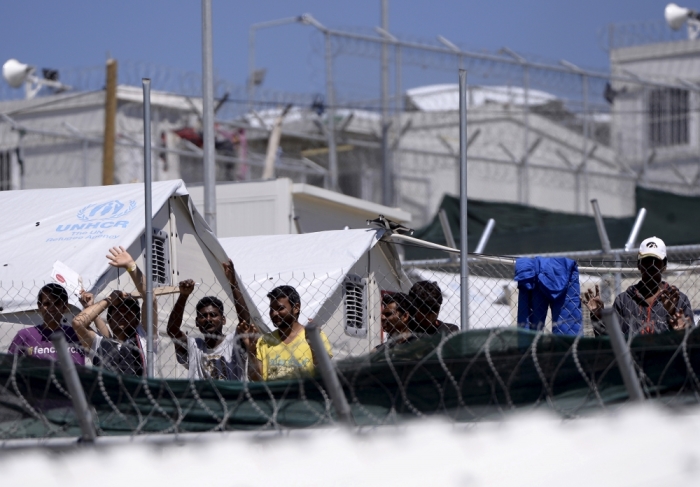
72,291 -> 120,351
223,259 -> 251,327
167,280 -> 193,362
107,246 -> 158,332
79,291 -> 111,338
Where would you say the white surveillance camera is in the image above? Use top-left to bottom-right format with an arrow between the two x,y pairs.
2,59 -> 33,88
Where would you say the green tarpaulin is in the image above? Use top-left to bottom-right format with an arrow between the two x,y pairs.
405,186 -> 700,259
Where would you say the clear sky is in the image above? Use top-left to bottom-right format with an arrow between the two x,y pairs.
0,0 -> 678,101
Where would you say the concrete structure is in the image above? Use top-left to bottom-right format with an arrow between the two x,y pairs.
258,86 -> 630,226
187,178 -> 411,237
0,86 -> 199,190
610,38 -> 700,195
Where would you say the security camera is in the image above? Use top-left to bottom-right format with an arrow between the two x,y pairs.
665,3 -> 700,30
2,59 -> 34,89
2,58 -> 71,99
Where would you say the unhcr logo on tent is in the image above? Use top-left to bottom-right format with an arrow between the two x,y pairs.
48,199 -> 137,242
77,200 -> 137,221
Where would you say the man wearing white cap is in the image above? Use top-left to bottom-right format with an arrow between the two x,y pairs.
583,236 -> 693,335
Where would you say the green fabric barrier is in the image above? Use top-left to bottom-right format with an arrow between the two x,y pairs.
1,327 -> 699,439
405,186 -> 700,259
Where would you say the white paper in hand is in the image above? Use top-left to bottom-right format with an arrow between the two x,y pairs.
51,260 -> 83,308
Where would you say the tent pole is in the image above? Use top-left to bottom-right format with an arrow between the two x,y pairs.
142,79 -> 155,379
459,69 -> 469,331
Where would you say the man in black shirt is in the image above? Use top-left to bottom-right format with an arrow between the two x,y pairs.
409,281 -> 459,335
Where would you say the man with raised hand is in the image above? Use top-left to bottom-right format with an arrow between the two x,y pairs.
72,246 -> 157,375
583,236 -> 693,336
245,285 -> 332,381
167,260 -> 252,381
73,290 -> 147,375
9,283 -> 85,365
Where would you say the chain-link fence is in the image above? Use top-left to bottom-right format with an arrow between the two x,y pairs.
3,242 -> 700,443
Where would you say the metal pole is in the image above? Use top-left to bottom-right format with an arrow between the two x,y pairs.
325,32 -> 339,191
142,78 -> 155,379
438,209 -> 457,249
521,64 -> 530,205
600,309 -> 645,401
438,208 -> 457,264
381,0 -> 393,207
581,74 -> 590,214
474,218 -> 496,254
590,199 -> 612,254
248,25 -> 255,111
82,140 -> 89,186
202,0 -> 217,234
305,322 -> 353,424
459,69 -> 470,331
395,45 -> 402,113
50,332 -> 97,442
625,208 -> 647,251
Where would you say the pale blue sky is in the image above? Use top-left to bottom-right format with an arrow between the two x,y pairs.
0,1 -> 678,101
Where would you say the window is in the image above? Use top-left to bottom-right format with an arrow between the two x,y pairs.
0,150 -> 12,191
143,228 -> 170,285
649,88 -> 689,148
343,274 -> 367,337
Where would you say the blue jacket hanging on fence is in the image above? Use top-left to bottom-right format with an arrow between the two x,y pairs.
514,257 -> 582,335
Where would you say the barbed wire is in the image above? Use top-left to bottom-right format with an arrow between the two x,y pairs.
1,248 -> 700,442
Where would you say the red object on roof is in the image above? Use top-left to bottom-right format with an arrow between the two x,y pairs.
173,127 -> 203,147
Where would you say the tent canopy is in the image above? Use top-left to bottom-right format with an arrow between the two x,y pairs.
219,229 -> 382,328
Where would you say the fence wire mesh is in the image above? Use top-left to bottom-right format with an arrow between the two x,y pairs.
2,244 -> 700,442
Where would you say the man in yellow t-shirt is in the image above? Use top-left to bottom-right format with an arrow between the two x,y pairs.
241,285 -> 332,381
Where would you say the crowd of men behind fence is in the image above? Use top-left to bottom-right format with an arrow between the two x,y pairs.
6,236 -> 697,382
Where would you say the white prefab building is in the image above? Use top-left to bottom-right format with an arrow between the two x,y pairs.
187,178 -> 411,237
609,36 -> 700,196
0,180 -> 258,379
219,229 -> 414,358
0,86 -> 198,190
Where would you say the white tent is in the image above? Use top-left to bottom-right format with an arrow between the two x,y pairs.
0,180 -> 257,378
219,229 -> 413,357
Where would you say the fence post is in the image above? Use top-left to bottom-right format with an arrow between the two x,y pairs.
142,78 -> 155,378
600,309 -> 645,402
624,208 -> 647,251
305,322 -> 353,425
50,332 -> 97,442
590,199 -> 612,254
474,218 -> 496,254
459,68 -> 470,331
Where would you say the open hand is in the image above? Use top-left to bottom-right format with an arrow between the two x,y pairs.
660,285 -> 680,316
582,285 -> 604,318
178,279 -> 195,297
107,246 -> 136,270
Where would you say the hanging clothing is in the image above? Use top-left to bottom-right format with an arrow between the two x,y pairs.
514,257 -> 582,335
